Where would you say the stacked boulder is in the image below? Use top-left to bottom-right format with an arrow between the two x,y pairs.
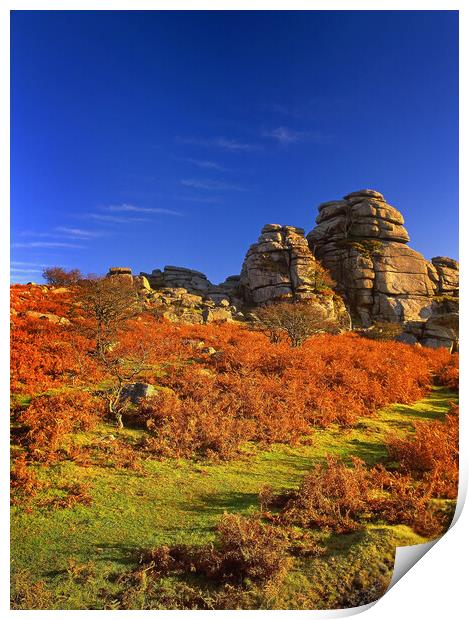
240,224 -> 350,323
143,266 -> 211,293
430,257 -> 459,296
105,189 -> 457,349
306,189 -> 458,349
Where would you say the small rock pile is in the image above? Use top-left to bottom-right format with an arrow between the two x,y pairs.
107,266 -> 243,324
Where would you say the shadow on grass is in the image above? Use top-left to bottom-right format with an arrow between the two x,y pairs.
390,404 -> 445,423
322,526 -> 394,559
43,544 -> 138,580
341,440 -> 388,465
90,543 -> 138,566
192,490 -> 261,516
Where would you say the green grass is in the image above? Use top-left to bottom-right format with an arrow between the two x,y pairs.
11,386 -> 457,609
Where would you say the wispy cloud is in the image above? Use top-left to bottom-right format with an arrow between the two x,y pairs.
262,127 -> 303,144
10,267 -> 43,274
54,226 -> 104,239
104,204 -> 182,216
178,136 -> 260,152
18,231 -> 56,238
11,241 -> 86,249
175,195 -> 222,204
181,179 -> 246,191
88,213 -> 151,224
263,126 -> 332,146
11,261 -> 47,267
17,228 -> 103,241
179,158 -> 228,171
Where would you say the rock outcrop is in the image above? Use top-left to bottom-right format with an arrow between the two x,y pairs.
239,224 -> 350,324
105,188 -> 457,349
108,266 -> 242,324
430,257 -> 459,296
306,190 -> 458,326
240,225 -> 317,304
306,189 -> 458,349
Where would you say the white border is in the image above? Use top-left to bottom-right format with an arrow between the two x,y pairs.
1,2 -> 465,618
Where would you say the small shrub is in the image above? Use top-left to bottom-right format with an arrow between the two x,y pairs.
263,454 -> 457,540
138,513 -> 291,586
42,266 -> 82,286
254,301 -> 338,347
386,405 -> 458,499
369,468 -> 453,538
39,481 -> 93,510
10,454 -> 44,505
18,392 -> 101,462
434,356 -> 459,390
269,457 -> 371,534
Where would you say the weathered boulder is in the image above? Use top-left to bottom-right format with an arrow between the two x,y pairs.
309,190 -> 410,246
50,287 -> 69,295
107,266 -> 134,285
20,310 -> 71,325
108,267 -> 132,276
306,190 -> 458,326
133,275 -> 151,292
421,312 -> 459,351
121,382 -> 156,404
240,224 -> 333,304
431,257 -> 459,296
141,266 -> 212,294
202,307 -> 233,323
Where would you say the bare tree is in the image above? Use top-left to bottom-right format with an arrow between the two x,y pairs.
72,277 -> 142,357
94,339 -> 154,428
43,266 -> 82,286
69,277 -> 151,427
254,301 -> 339,347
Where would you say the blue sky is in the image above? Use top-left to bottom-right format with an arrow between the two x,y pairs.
11,10 -> 458,284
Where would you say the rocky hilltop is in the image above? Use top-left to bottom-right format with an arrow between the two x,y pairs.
306,190 -> 458,322
305,189 -> 458,349
107,189 -> 458,350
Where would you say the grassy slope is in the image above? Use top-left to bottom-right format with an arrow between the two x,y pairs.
11,387 -> 457,610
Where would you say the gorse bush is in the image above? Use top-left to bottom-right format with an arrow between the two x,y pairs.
10,454 -> 44,505
11,284 -> 458,460
272,457 -> 371,534
261,457 -> 372,534
135,331 -> 455,458
434,355 -> 459,390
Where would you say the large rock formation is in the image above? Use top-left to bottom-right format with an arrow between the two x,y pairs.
239,224 -> 350,324
105,188 -> 457,349
240,224 -> 321,304
108,266 -> 244,324
306,189 -> 458,349
306,189 -> 458,327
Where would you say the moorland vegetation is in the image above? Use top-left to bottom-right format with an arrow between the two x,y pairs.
10,278 -> 459,609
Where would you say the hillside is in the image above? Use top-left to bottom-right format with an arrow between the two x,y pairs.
10,283 -> 459,609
